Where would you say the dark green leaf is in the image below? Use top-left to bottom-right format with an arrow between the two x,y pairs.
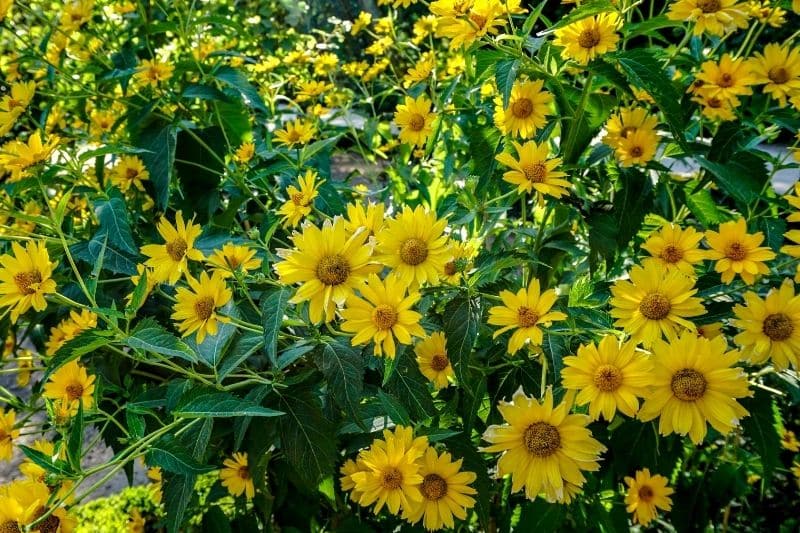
147,435 -> 214,475
741,389 -> 781,484
214,66 -> 267,113
219,331 -> 263,380
758,218 -> 787,252
443,294 -> 481,386
175,391 -> 284,418
495,59 -> 520,109
126,318 -> 198,363
519,500 -> 566,530
545,0 -> 615,33
67,402 -> 84,471
377,390 -> 411,426
133,120 -> 177,211
387,349 -> 437,420
261,286 -> 292,367
162,473 -> 196,533
42,330 -> 112,383
696,153 -> 768,207
93,194 -> 137,255
314,337 -> 365,420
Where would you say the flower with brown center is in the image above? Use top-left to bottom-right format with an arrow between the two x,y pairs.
705,218 -> 775,285
220,452 -> 255,499
667,0 -> 749,36
553,13 -> 621,65
141,211 -> 204,285
0,241 -> 57,323
495,140 -> 570,199
171,270 -> 232,344
624,468 -> 674,526
415,331 -> 455,389
43,360 -> 96,412
495,79 -> 553,138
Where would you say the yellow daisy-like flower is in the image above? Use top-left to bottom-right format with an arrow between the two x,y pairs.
495,80 -> 553,138
552,12 -> 621,65
394,95 -> 437,147
732,280 -> 800,370
0,81 -> 36,136
693,92 -> 739,121
609,262 -> 706,348
495,140 -> 570,199
781,229 -> 800,282
749,43 -> 800,106
234,141 -> 255,163
0,130 -> 60,183
602,107 -> 659,149
340,457 -> 369,501
614,128 -> 659,167
641,224 -> 708,276
375,205 -> 450,288
206,243 -> 262,278
345,201 -> 385,237
0,241 -> 58,323
0,407 -> 20,461
295,80 -> 333,103
415,332 -> 454,389
705,218 -> 776,284
435,0 -> 506,49
42,359 -> 96,411
140,211 -> 204,285
637,332 -> 751,443
403,53 -> 435,88
172,271 -> 232,343
340,274 -> 426,358
110,155 -> 149,193
278,170 -> 322,228
401,447 -> 477,531
624,468 -> 674,526
350,426 -> 428,514
488,278 -> 567,355
481,388 -> 606,502
667,0 -> 749,36
274,118 -> 316,147
351,11 -> 372,35
561,335 -> 652,421
275,217 -> 377,323
0,0 -> 13,23
697,322 -> 724,339
782,429 -> 800,452
45,309 -> 98,356
2,480 -> 76,532
220,452 -> 255,499
695,54 -> 755,103
441,239 -> 478,284
134,59 -> 174,87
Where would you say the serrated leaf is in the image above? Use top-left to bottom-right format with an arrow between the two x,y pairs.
219,331 -> 263,380
126,318 -> 197,363
443,294 -> 481,386
214,65 -> 267,113
133,120 -> 177,211
147,435 -> 214,475
495,59 -> 520,109
94,193 -> 137,255
19,445 -> 72,477
261,286 -> 292,367
162,473 -> 196,533
686,188 -> 725,227
377,390 -> 411,425
175,391 -> 283,418
314,337 -> 364,420
741,389 -> 781,484
696,153 -> 768,207
542,0 -> 616,33
387,349 -> 437,420
43,330 -> 112,383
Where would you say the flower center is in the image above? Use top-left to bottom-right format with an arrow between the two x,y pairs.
517,306 -> 540,327
291,192 -> 307,206
421,473 -> 448,500
7,99 -> 22,109
593,364 -> 623,392
469,13 -> 487,29
638,485 -> 654,502
287,130 -> 301,142
620,126 -> 637,138
0,520 -> 21,533
660,244 -> 684,264
511,97 -> 533,119
14,270 -> 42,295
430,354 -> 450,371
373,304 -> 398,330
522,163 -> 547,183
238,466 -> 251,480
768,67 -> 790,85
671,368 -> 707,401
194,296 -> 215,321
639,293 -> 671,320
629,146 -> 644,158
33,509 -> 60,533
697,0 -> 721,12
762,313 -> 794,341
399,238 -> 429,266
718,73 -> 734,88
444,261 -> 457,276
66,382 -> 84,401
316,254 -> 351,285
578,28 -> 601,49
724,241 -> 747,261
707,97 -> 723,109
408,113 -> 426,132
166,238 -> 188,262
125,167 -> 140,180
523,422 -> 561,457
382,467 -> 403,490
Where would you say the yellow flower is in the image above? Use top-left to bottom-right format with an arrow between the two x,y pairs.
781,229 -> 800,282
638,332 -> 751,443
207,243 -> 262,278
1,480 -> 76,532
110,155 -> 149,193
435,0 -> 506,49
495,140 -> 570,199
60,0 -> 94,31
128,508 -> 146,533
140,211 -> 204,285
15,349 -> 34,387
781,429 -> 800,452
43,359 -> 97,411
488,278 -> 566,355
350,426 -> 428,514
603,107 -> 659,149
340,274 -> 426,358
614,128 -> 659,167
278,170 -> 322,227
695,54 -> 755,103
375,205 -> 450,288
344,201 -> 385,237
274,118 -> 316,147
693,92 -> 738,121
45,309 -> 98,356
0,130 -> 59,183
394,95 -> 437,147
561,335 -> 652,421
351,11 -> 372,35
0,81 -> 36,136
340,457 -> 369,501
234,141 -> 255,163
313,52 -> 338,76
89,109 -> 116,138
220,452 -> 255,499
553,12 -> 621,65
403,53 -> 436,88
0,407 -> 20,461
749,43 -> 800,106
609,262 -> 706,348
275,217 -> 378,323
641,224 -> 708,276
0,241 -> 58,323
705,218 -> 775,284
441,239 -> 477,284
134,59 -> 174,87
172,271 -> 233,343
415,332 -> 454,389
733,280 -> 800,370
667,0 -> 749,36
401,447 -> 477,531
0,0 -> 12,21
481,388 -> 606,502
494,80 -> 553,138
624,468 -> 674,526
696,322 -> 724,339
412,15 -> 438,44
748,0 -> 786,26
295,80 -> 333,103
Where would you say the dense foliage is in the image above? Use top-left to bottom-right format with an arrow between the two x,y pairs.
1,0 -> 800,531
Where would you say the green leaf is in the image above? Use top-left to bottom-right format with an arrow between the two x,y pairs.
741,389 -> 781,484
125,268 -> 149,317
376,390 -> 412,426
93,193 -> 137,255
19,445 -> 72,476
519,500 -> 566,530
188,301 -> 238,368
181,84 -> 231,102
543,332 -> 567,383
147,435 -> 214,475
219,331 -> 263,380
696,153 -> 768,207
276,388 -> 337,489
314,337 -> 364,420
387,349 -> 437,420
261,286 -> 292,367
133,120 -> 177,211
757,218 -> 787,252
67,402 -> 84,471
162,473 -> 196,533
443,294 -> 481,386
126,318 -> 198,363
303,134 -> 343,163
623,15 -> 682,39
685,188 -> 725,227
495,58 -> 520,109
43,330 -> 112,383
214,65 -> 267,113
175,391 -> 284,418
